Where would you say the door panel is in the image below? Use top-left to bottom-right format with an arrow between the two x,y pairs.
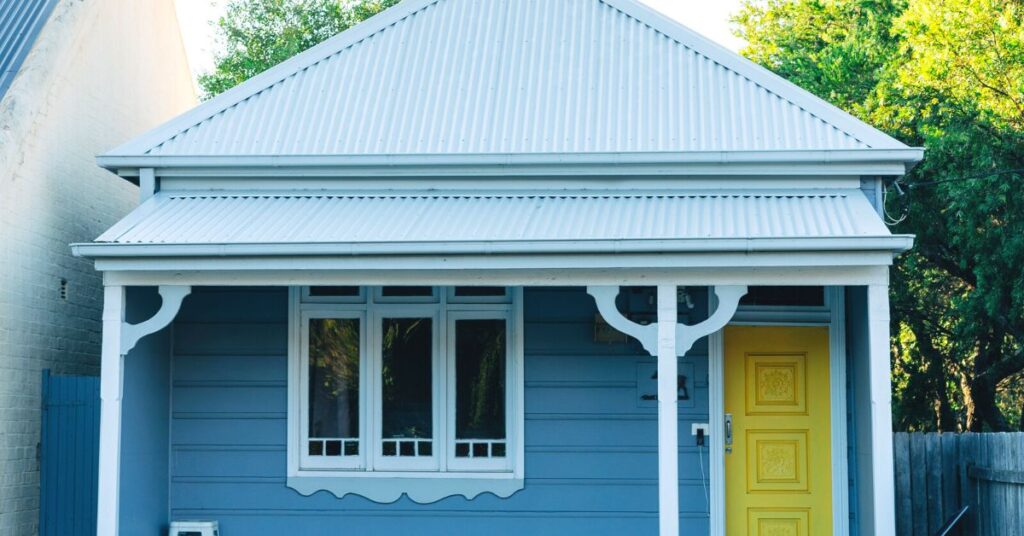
725,326 -> 832,536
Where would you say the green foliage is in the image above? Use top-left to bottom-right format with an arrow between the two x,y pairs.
736,0 -> 1024,431
198,0 -> 401,99
896,0 -> 1024,130
734,0 -> 904,111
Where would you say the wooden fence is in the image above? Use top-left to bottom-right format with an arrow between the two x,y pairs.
894,432 -> 1024,536
39,370 -> 99,536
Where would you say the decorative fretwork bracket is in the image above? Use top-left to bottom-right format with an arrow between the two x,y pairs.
587,285 -> 747,356
120,285 -> 191,355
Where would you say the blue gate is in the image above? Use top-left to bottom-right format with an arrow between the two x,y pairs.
39,370 -> 99,536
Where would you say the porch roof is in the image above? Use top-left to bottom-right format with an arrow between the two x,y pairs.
74,190 -> 911,263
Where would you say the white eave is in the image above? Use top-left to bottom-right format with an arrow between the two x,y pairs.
98,149 -> 924,178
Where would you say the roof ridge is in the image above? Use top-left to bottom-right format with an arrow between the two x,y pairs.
103,0 -> 910,161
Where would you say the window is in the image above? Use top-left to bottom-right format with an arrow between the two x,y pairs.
732,286 -> 832,324
289,287 -> 523,497
302,314 -> 364,469
739,286 -> 825,307
449,315 -> 508,469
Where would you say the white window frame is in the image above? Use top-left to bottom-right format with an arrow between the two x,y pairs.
447,286 -> 513,304
370,305 -> 442,472
286,286 -> 525,501
299,309 -> 367,470
302,285 -> 366,303
446,309 -> 514,472
373,286 -> 439,303
731,286 -> 832,324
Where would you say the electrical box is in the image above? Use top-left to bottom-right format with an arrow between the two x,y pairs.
169,520 -> 219,536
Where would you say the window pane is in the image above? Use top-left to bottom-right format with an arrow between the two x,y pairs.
739,286 -> 825,307
453,287 -> 507,297
381,286 -> 434,297
309,286 -> 360,297
455,319 -> 506,440
308,319 -> 360,447
381,318 -> 433,442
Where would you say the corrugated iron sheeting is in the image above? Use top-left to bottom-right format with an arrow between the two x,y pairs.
0,0 -> 57,101
97,191 -> 889,245
145,0 -> 870,157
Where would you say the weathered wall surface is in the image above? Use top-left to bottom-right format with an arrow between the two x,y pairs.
0,0 -> 194,533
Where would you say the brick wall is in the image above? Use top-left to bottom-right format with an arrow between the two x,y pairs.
0,0 -> 195,533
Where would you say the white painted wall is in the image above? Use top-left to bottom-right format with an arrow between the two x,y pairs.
0,0 -> 195,533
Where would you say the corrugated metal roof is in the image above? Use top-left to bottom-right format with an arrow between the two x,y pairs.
0,0 -> 57,102
105,0 -> 909,161
94,191 -> 892,248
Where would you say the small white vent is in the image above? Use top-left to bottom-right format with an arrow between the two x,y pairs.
169,520 -> 219,536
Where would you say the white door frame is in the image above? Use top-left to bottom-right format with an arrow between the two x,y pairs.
708,286 -> 849,536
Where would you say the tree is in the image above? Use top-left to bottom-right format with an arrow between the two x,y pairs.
736,0 -> 1024,431
199,0 -> 401,99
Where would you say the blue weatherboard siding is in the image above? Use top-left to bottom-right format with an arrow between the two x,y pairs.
165,287 -> 713,535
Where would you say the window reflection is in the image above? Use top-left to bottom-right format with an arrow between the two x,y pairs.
308,318 -> 360,456
454,319 -> 506,458
381,318 -> 433,456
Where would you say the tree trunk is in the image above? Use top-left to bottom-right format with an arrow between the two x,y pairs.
908,319 -> 958,431
932,355 -> 957,431
968,376 -> 1010,432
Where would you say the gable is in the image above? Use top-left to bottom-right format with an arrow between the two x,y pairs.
105,0 -> 910,160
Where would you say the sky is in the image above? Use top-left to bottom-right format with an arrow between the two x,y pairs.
173,0 -> 747,89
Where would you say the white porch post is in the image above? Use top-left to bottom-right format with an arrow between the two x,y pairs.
95,285 -> 191,536
867,284 -> 896,534
588,285 -> 745,536
656,285 -> 679,536
97,285 -> 124,536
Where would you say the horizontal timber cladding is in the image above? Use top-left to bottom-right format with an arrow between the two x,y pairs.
168,287 -> 713,534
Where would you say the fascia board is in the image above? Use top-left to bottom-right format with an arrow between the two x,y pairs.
101,265 -> 892,288
90,252 -> 901,278
72,236 -> 915,259
97,149 -> 924,177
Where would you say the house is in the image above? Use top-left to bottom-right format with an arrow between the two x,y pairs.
0,0 -> 194,534
72,0 -> 922,534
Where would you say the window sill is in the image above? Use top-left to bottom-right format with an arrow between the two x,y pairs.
286,473 -> 524,503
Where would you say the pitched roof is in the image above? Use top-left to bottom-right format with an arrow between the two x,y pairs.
101,0 -> 915,168
0,0 -> 58,102
79,190 -> 911,257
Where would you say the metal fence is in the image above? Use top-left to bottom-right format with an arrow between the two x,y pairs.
894,432 -> 1024,536
39,370 -> 99,536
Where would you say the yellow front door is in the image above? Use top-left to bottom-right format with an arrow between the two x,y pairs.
724,326 -> 832,536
